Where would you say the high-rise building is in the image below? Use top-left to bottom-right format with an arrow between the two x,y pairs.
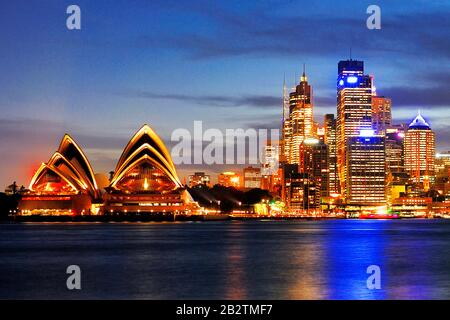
346,131 -> 386,205
282,68 -> 314,165
261,141 -> 279,176
261,141 -> 281,193
404,112 -> 436,187
435,151 -> 450,178
243,166 -> 261,189
280,78 -> 291,164
385,125 -> 407,204
283,164 -> 318,212
299,138 -> 329,203
336,59 -> 373,200
372,96 -> 392,134
324,114 -> 339,195
385,125 -> 405,175
188,172 -> 211,187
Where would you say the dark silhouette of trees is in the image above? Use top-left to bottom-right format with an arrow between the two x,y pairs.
187,185 -> 273,212
0,193 -> 20,220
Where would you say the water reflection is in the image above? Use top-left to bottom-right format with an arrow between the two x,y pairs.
323,221 -> 388,299
223,223 -> 247,299
286,241 -> 328,299
0,220 -> 448,299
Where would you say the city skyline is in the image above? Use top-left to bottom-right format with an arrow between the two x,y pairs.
2,0 -> 450,305
1,0 -> 450,188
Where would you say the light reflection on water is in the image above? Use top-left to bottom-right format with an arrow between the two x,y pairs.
0,220 -> 448,299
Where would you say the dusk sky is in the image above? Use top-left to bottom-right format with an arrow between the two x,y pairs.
0,0 -> 449,188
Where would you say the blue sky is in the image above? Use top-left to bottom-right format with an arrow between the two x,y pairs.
0,0 -> 449,187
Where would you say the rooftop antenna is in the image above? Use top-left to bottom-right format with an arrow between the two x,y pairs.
350,47 -> 352,60
301,63 -> 308,82
282,74 -> 286,121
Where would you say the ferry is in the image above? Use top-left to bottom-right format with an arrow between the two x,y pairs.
359,213 -> 400,219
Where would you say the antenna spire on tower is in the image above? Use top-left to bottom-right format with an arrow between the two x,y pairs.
282,74 -> 289,121
301,63 -> 307,82
282,74 -> 286,121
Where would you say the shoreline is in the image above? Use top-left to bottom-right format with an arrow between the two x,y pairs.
0,215 -> 445,223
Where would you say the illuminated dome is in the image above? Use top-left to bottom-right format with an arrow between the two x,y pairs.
408,112 -> 431,130
22,125 -> 199,216
108,124 -> 182,193
29,134 -> 99,199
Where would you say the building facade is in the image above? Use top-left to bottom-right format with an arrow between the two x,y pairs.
324,114 -> 339,195
283,164 -> 318,213
299,138 -> 329,203
218,172 -> 241,188
282,70 -> 314,165
346,133 -> 386,206
336,59 -> 374,201
188,172 -> 211,187
243,166 -> 261,189
404,113 -> 436,187
372,96 -> 392,134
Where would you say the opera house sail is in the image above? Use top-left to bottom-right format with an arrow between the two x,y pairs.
19,134 -> 100,215
19,124 -> 198,216
103,125 -> 198,215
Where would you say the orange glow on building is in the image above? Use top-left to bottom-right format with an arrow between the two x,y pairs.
103,124 -> 199,214
19,125 -> 200,216
404,112 -> 435,186
218,171 -> 241,188
19,134 -> 100,215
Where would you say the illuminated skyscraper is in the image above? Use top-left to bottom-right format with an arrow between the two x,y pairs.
324,114 -> 339,195
283,164 -> 318,212
261,141 -> 279,176
346,131 -> 386,205
280,78 -> 291,164
284,68 -> 314,164
385,125 -> 406,175
372,96 -> 392,134
404,112 -> 436,187
385,125 -> 407,204
299,137 -> 329,206
261,141 -> 281,193
336,59 -> 373,200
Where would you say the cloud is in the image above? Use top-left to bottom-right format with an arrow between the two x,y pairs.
137,5 -> 450,60
119,90 -> 280,108
0,118 -> 64,139
379,84 -> 450,107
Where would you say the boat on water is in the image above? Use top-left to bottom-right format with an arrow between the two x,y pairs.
359,213 -> 400,219
357,206 -> 400,219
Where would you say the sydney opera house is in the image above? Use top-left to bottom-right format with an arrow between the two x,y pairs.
19,125 -> 199,216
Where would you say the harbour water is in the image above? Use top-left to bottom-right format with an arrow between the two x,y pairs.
0,220 -> 449,299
